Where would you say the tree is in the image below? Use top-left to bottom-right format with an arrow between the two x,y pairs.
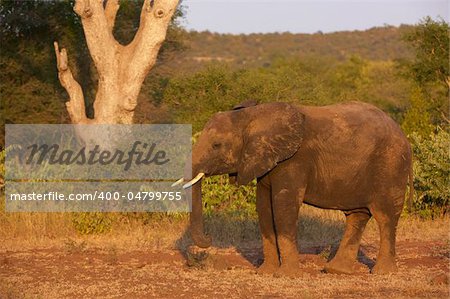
404,17 -> 449,89
53,0 -> 179,124
401,17 -> 449,124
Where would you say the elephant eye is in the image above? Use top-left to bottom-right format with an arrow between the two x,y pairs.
212,142 -> 222,150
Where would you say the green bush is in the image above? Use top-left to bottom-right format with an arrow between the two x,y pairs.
409,127 -> 449,217
201,175 -> 256,218
164,57 -> 410,132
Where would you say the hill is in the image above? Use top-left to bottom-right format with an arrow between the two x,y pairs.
165,25 -> 413,73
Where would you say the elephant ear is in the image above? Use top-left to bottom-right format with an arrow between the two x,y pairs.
237,103 -> 305,186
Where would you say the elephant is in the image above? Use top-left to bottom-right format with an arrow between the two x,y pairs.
175,101 -> 412,276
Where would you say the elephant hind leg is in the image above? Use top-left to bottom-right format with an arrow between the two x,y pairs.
324,211 -> 371,274
369,200 -> 402,274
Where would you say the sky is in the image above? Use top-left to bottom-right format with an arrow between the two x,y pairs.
182,0 -> 449,34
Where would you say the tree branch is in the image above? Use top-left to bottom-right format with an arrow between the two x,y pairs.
54,42 -> 89,124
124,0 -> 178,81
104,0 -> 120,33
119,0 -> 178,110
73,0 -> 119,76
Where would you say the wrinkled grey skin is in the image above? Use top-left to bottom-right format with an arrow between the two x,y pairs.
186,101 -> 412,276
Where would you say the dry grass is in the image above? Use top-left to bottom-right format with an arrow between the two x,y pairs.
1,200 -> 449,298
1,199 -> 448,251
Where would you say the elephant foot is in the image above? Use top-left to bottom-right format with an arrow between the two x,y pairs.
274,263 -> 302,278
323,258 -> 364,275
257,261 -> 279,275
371,259 -> 398,274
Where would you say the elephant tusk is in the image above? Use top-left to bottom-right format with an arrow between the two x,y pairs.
171,177 -> 184,187
182,173 -> 205,189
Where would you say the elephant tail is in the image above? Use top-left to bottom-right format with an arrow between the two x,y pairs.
407,153 -> 414,213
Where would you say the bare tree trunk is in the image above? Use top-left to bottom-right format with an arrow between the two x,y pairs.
54,0 -> 179,124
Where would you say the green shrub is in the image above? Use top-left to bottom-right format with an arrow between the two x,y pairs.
410,127 -> 449,217
164,57 -> 410,133
201,175 -> 256,218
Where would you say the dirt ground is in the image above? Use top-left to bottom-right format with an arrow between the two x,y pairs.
1,239 -> 448,298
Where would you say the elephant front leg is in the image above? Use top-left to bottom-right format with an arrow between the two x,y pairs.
272,187 -> 303,277
256,182 -> 279,274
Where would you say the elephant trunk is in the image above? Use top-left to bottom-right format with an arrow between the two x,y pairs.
182,145 -> 211,248
189,178 -> 212,248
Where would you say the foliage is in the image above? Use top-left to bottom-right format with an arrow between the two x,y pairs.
399,17 -> 449,217
330,55 -> 368,96
0,0 -> 78,40
0,146 -> 22,185
409,128 -> 449,217
402,17 -> 449,89
400,17 -> 449,125
164,57 -> 410,132
185,25 -> 412,69
201,176 -> 256,218
401,87 -> 434,137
